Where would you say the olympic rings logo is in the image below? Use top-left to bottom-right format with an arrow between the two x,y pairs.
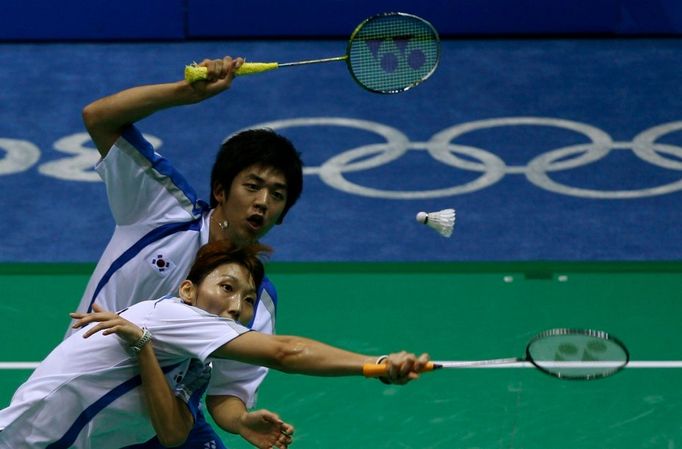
243,117 -> 682,199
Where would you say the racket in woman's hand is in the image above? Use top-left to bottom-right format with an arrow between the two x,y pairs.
363,329 -> 629,381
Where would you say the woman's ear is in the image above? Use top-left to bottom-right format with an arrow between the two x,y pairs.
179,280 -> 196,305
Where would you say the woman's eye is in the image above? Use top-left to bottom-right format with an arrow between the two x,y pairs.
245,297 -> 256,305
222,284 -> 233,292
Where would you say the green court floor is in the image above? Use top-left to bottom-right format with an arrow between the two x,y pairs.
1,262 -> 681,449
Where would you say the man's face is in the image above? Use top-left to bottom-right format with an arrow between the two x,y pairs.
214,164 -> 288,247
193,262 -> 256,325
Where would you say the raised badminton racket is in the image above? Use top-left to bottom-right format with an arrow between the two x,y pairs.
363,328 -> 629,380
184,12 -> 440,93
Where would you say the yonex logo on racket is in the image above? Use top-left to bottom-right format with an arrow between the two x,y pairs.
364,36 -> 427,73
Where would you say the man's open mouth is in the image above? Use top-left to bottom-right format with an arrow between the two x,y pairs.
247,214 -> 264,228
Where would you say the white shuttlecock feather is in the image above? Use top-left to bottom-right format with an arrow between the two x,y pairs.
416,209 -> 456,238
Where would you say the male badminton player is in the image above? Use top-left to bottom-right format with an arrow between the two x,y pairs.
70,55 -> 303,449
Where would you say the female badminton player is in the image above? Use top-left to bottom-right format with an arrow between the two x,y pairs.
0,240 -> 429,449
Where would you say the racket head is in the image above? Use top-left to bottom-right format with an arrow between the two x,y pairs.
345,12 -> 440,93
525,328 -> 629,380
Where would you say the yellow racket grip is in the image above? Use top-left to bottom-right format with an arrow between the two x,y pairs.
184,62 -> 279,82
362,361 -> 435,377
236,62 -> 279,75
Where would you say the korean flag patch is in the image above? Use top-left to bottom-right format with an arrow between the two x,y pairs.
150,254 -> 175,275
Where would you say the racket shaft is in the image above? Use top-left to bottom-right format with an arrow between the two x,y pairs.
437,357 -> 523,368
279,55 -> 348,67
238,56 -> 346,74
363,361 -> 435,377
237,56 -> 346,74
363,357 -> 528,376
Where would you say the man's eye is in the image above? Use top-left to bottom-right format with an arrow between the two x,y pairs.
272,191 -> 286,201
245,183 -> 259,191
245,297 -> 256,305
222,284 -> 233,292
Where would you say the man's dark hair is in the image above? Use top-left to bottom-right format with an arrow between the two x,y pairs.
210,129 -> 303,224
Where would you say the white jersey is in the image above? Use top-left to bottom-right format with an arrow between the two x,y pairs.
68,126 -> 276,406
0,298 -> 250,449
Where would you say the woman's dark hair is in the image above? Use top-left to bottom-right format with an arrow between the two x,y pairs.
186,240 -> 272,290
210,128 -> 303,224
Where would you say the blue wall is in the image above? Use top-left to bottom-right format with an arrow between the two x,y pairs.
1,0 -> 682,40
0,0 -> 185,40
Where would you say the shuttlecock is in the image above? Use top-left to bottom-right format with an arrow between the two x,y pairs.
416,209 -> 456,238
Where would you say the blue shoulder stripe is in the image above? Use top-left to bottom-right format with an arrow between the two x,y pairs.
121,125 -> 207,217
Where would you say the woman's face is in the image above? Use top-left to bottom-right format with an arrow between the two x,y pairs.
190,262 -> 257,325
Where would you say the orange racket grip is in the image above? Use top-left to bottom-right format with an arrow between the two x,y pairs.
362,361 -> 436,377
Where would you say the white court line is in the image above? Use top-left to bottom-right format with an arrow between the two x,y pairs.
0,362 -> 40,369
2,361 -> 682,369
0,363 -> 41,369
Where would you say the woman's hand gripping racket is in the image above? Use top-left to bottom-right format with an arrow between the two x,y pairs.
184,12 -> 440,93
364,329 -> 629,381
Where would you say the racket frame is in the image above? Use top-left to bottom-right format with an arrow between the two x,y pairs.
345,11 -> 440,93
